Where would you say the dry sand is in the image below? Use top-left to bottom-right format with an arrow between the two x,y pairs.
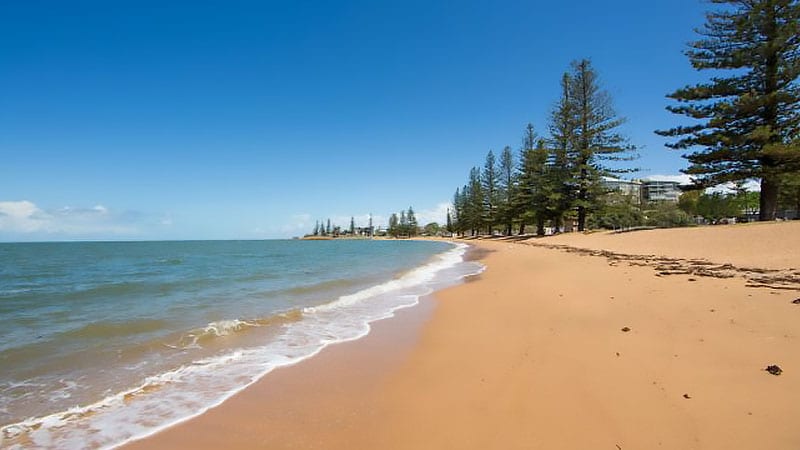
543,220 -> 800,270
125,221 -> 800,450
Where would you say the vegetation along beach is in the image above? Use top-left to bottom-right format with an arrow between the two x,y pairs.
1,0 -> 798,449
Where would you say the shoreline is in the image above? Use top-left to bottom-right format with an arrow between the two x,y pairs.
0,240 -> 474,450
114,240 -> 479,450
125,222 -> 799,449
122,276 -> 443,450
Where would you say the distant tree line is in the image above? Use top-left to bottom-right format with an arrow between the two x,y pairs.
387,207 -> 418,237
311,218 -> 334,236
306,208 -> 445,238
450,59 -> 637,237
309,215 -> 372,237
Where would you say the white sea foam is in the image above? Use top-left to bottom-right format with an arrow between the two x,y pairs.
163,319 -> 263,350
0,242 -> 483,450
46,380 -> 80,402
202,319 -> 252,336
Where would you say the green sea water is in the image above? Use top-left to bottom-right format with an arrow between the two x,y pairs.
0,239 -> 481,449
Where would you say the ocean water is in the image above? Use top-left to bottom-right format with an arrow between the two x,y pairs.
0,239 -> 482,449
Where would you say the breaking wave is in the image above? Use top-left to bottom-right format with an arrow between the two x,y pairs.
0,242 -> 483,450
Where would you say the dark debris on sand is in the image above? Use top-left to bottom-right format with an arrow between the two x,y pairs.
523,242 -> 800,291
765,365 -> 783,376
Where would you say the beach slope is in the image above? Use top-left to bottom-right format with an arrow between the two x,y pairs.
126,221 -> 800,449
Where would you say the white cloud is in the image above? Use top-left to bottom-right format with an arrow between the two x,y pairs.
643,175 -> 761,194
706,180 -> 761,194
280,213 -> 314,234
250,213 -> 318,238
641,174 -> 696,185
0,200 -> 49,233
0,200 -> 147,240
414,202 -> 452,226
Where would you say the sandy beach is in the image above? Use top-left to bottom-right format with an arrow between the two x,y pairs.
125,221 -> 800,450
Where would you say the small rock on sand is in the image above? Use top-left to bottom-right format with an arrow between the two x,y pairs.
765,365 -> 783,376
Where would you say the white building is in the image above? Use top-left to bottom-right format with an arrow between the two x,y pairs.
641,179 -> 682,203
602,177 -> 684,203
601,177 -> 642,203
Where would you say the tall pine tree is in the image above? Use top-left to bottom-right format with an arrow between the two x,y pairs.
657,0 -> 800,220
481,150 -> 500,234
446,208 -> 454,233
452,188 -> 464,236
513,124 -> 540,235
467,167 -> 484,235
520,137 -> 552,236
568,59 -> 636,231
548,73 -> 578,231
497,146 -> 517,235
399,210 -> 408,236
388,213 -> 399,237
407,207 -> 418,236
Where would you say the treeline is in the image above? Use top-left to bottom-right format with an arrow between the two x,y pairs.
599,189 -> 759,230
452,0 -> 800,234
387,207 -> 418,237
309,216 -> 367,237
306,207 -> 435,238
450,59 -> 636,237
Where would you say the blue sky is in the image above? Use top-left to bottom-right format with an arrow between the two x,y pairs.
1,1 -> 710,241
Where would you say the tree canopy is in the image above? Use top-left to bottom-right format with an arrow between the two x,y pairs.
450,59 -> 636,236
657,0 -> 800,220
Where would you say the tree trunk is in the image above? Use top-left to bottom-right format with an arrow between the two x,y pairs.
505,222 -> 512,236
518,223 -> 526,235
759,177 -> 780,221
795,186 -> 800,218
577,166 -> 588,231
577,205 -> 586,231
536,218 -> 545,236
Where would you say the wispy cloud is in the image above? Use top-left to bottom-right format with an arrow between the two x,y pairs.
278,213 -> 314,234
706,180 -> 761,194
0,200 -> 165,240
414,202 -> 451,225
0,201 -> 50,233
644,175 -> 761,193
251,213 -> 317,238
641,174 -> 696,185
